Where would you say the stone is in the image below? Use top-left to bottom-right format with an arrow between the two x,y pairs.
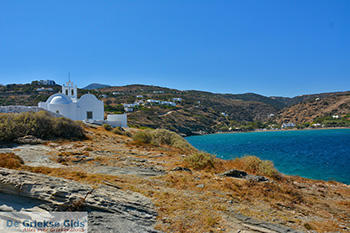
0,204 -> 14,212
171,167 -> 192,172
219,169 -> 269,182
0,168 -> 159,232
220,169 -> 248,178
14,135 -> 44,145
246,174 -> 269,182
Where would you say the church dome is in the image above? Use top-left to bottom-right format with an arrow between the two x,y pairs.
49,95 -> 72,105
78,94 -> 100,103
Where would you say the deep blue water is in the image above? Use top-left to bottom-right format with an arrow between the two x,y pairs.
186,129 -> 350,184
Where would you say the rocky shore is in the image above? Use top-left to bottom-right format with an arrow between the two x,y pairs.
0,125 -> 349,232
0,168 -> 158,233
0,167 -> 304,233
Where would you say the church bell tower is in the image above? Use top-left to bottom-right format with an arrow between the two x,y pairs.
62,80 -> 78,101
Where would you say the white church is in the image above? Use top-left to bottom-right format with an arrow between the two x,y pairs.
38,81 -> 127,127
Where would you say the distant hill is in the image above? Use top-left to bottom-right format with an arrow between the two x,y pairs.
83,83 -> 111,90
1,82 -> 349,135
276,91 -> 350,124
0,83 -> 61,106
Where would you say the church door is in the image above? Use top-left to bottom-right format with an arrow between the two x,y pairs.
86,111 -> 93,120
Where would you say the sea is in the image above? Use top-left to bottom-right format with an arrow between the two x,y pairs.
186,129 -> 350,184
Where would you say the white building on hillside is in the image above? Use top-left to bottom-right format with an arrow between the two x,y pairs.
106,114 -> 128,128
38,80 -> 56,85
172,97 -> 182,102
281,122 -> 296,129
38,81 -> 104,121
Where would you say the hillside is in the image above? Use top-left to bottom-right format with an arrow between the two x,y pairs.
0,83 -> 61,106
0,123 -> 349,232
1,82 -> 350,135
277,91 -> 350,125
82,83 -> 111,90
97,85 -> 286,135
1,83 -> 284,135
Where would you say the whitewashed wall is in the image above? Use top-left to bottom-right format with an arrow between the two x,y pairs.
107,114 -> 128,128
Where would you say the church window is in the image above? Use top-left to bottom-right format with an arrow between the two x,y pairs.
87,111 -> 93,119
72,89 -> 74,96
65,89 -> 68,95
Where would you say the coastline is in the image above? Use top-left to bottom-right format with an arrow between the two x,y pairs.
186,127 -> 350,185
1,123 -> 349,232
211,126 -> 350,136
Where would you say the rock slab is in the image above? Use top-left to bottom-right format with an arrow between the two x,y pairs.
0,168 -> 159,233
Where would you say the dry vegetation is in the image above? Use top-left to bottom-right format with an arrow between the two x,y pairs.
0,153 -> 24,169
1,125 -> 349,232
184,151 -> 216,170
216,155 -> 282,179
132,128 -> 196,152
0,111 -> 85,142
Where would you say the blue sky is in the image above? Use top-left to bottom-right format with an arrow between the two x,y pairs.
0,1 -> 349,97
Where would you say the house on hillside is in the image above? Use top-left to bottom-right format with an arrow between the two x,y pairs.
124,107 -> 134,112
153,90 -> 164,94
123,103 -> 140,112
281,122 -> 296,129
312,123 -> 322,128
145,99 -> 176,106
172,98 -> 182,102
36,87 -> 54,92
160,101 -> 176,107
146,99 -> 161,104
38,80 -> 56,85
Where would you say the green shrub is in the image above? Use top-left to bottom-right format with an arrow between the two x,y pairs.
52,117 -> 85,139
103,124 -> 112,131
0,111 -> 85,142
132,129 -> 195,152
184,152 -> 216,170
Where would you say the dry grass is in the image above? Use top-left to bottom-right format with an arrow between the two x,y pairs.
132,129 -> 196,152
112,127 -> 132,137
304,220 -> 343,232
183,151 -> 216,170
213,155 -> 281,179
0,153 -> 24,169
103,124 -> 112,131
55,151 -> 90,165
2,126 -> 349,233
7,153 -> 350,233
20,165 -> 121,186
132,130 -> 153,144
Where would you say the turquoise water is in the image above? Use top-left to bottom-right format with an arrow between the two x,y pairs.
186,129 -> 350,184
